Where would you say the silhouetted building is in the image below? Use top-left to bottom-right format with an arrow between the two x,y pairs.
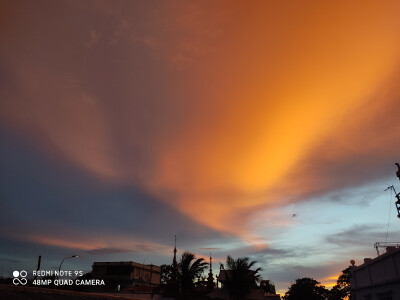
171,235 -> 178,282
163,235 -> 180,297
91,261 -> 160,288
350,247 -> 400,300
208,254 -> 215,289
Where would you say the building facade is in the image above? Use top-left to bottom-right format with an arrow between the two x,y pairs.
92,261 -> 161,288
351,247 -> 400,300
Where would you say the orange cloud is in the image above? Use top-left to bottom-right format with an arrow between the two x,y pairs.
2,1 -> 400,243
321,274 -> 340,288
150,1 -> 400,237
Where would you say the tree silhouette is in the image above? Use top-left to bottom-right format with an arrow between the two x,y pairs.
260,279 -> 276,294
283,277 -> 328,300
160,264 -> 172,285
328,285 -> 347,300
327,266 -> 351,300
220,256 -> 262,300
336,267 -> 351,294
179,251 -> 208,291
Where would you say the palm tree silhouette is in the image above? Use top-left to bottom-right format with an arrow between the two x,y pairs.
220,256 -> 262,300
179,251 -> 208,291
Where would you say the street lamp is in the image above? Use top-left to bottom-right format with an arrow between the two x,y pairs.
58,255 -> 78,277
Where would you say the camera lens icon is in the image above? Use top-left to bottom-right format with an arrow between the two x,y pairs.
13,270 -> 27,285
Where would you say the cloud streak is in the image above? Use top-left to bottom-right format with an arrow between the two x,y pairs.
2,0 -> 400,240
2,0 -> 400,292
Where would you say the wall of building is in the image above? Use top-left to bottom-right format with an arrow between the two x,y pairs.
351,248 -> 400,300
92,261 -> 161,288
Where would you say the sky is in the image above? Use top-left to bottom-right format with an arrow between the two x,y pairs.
1,0 -> 400,294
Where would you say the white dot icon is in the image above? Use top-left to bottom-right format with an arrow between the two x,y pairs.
13,270 -> 19,277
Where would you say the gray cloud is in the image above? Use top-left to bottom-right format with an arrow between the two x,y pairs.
270,263 -> 339,284
86,247 -> 145,255
0,258 -> 22,263
326,224 -> 400,249
198,247 -> 221,251
0,128 -> 225,249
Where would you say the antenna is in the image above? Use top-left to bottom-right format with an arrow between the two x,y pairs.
384,185 -> 400,218
374,164 -> 400,255
374,242 -> 400,256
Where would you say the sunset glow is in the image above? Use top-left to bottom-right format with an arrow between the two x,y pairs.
1,0 -> 400,294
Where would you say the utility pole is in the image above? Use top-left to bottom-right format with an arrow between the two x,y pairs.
375,164 -> 400,255
34,255 -> 41,280
386,163 -> 400,218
